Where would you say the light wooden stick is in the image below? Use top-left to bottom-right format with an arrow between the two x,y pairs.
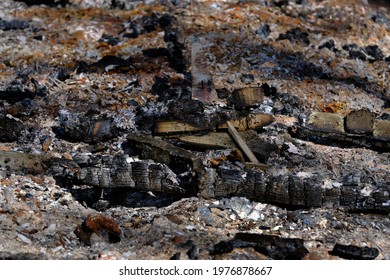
226,121 -> 259,163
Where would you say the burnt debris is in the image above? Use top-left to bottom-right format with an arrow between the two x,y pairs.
329,243 -> 379,260
0,0 -> 389,261
277,27 -> 310,46
211,233 -> 309,260
0,19 -> 30,31
74,213 -> 121,246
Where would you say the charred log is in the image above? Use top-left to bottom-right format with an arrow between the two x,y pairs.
211,232 -> 309,260
125,134 -> 206,195
291,125 -> 390,153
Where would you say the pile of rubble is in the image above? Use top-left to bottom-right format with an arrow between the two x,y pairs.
0,0 -> 389,259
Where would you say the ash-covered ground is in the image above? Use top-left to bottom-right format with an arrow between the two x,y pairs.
0,0 -> 389,259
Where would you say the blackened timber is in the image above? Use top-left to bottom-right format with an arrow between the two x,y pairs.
211,233 -> 309,259
205,164 -> 390,212
125,134 -> 206,194
49,153 -> 184,193
0,90 -> 36,104
1,150 -> 388,212
291,125 -> 390,152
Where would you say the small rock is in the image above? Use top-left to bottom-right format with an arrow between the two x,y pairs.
240,74 -> 254,84
227,77 -> 235,84
16,233 -> 32,244
343,44 -> 368,60
0,19 -> 30,31
198,206 -> 214,226
319,39 -> 337,52
365,45 -> 384,61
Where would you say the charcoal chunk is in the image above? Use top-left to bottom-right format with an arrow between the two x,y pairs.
343,44 -> 368,60
0,115 -> 25,142
186,244 -> 199,260
365,45 -> 384,61
319,39 -> 337,52
277,27 -> 310,45
210,240 -> 235,255
159,14 -> 174,28
99,34 -> 120,46
0,252 -> 47,260
211,233 -> 309,260
256,24 -> 271,39
330,243 -> 379,260
170,252 -> 181,260
0,19 -> 29,31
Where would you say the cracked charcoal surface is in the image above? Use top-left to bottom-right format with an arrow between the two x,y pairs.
0,0 -> 389,260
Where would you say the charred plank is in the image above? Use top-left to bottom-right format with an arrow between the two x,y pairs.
125,134 -> 206,194
291,125 -> 390,152
211,233 -> 309,260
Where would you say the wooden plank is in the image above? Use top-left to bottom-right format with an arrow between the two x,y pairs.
156,114 -> 274,135
245,162 -> 268,171
155,121 -> 203,134
179,132 -> 234,149
0,151 -> 48,173
218,117 -> 248,131
229,87 -> 264,108
226,121 -> 259,163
